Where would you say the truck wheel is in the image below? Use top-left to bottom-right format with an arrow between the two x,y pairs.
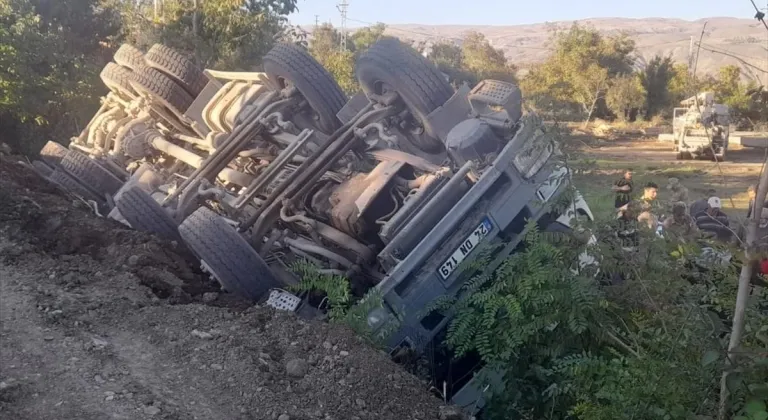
144,44 -> 208,98
32,160 -> 53,177
263,43 -> 346,134
179,207 -> 282,301
116,186 -> 180,241
100,62 -> 137,99
48,166 -> 106,205
39,141 -> 69,167
356,38 -> 454,153
130,66 -> 194,114
113,44 -> 145,71
60,150 -> 124,196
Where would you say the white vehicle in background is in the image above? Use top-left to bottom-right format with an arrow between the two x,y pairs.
673,91 -> 730,160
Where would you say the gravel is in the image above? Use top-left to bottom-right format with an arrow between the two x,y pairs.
0,157 -> 464,420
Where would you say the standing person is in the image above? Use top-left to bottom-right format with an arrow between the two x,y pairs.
612,169 -> 633,209
746,184 -> 768,219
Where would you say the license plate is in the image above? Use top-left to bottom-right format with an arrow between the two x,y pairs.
438,218 -> 493,280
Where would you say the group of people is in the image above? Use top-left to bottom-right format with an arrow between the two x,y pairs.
612,169 -> 733,244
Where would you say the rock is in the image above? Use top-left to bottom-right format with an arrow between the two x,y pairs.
127,255 -> 140,266
210,363 -> 223,371
322,341 -> 332,350
94,375 -> 105,384
278,415 -> 290,420
91,337 -> 108,348
355,399 -> 366,408
191,329 -> 214,340
339,351 -> 349,357
439,405 -> 466,420
285,359 -> 308,378
143,405 -> 161,416
202,292 -> 219,303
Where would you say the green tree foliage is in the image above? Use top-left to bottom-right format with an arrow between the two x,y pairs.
0,0 -> 120,154
438,188 -> 768,418
307,22 -> 393,96
350,22 -> 387,51
641,55 -> 675,119
521,23 -> 635,121
307,23 -> 357,95
606,74 -> 646,121
109,0 -> 297,69
425,32 -> 515,88
460,31 -> 517,84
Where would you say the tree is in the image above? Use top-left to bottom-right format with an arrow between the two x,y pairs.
712,65 -> 753,118
520,23 -> 636,122
350,22 -> 386,52
426,40 -> 475,87
0,0 -> 121,154
641,55 -> 675,119
460,31 -> 517,83
111,0 -> 298,69
606,74 -> 646,121
310,22 -> 347,57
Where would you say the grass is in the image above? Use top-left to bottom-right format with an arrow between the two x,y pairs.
572,160 -> 754,220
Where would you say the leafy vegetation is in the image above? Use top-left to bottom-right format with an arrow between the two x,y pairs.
420,169 -> 768,419
1,0 -> 297,155
307,22 -> 389,95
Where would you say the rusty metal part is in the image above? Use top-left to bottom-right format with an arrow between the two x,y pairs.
328,161 -> 405,238
279,206 -> 373,261
242,103 -> 392,246
366,149 -> 442,172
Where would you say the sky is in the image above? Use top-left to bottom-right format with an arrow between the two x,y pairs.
287,0 -> 764,27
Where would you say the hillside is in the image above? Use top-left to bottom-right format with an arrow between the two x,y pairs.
332,17 -> 768,80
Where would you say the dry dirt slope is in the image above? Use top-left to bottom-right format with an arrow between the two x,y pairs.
0,158 -> 462,420
343,17 -> 767,78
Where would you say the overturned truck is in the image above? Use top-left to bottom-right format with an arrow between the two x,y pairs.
37,39 -> 596,415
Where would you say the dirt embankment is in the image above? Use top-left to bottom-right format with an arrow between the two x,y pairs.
0,158 -> 461,420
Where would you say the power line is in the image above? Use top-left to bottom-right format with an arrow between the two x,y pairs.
694,42 -> 768,82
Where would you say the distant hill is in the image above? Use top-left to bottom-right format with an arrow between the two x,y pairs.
306,17 -> 768,82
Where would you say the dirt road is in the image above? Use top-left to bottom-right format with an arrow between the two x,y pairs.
584,136 -> 767,166
0,158 -> 459,420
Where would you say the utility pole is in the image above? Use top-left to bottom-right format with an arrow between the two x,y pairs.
687,36 -> 694,73
192,0 -> 199,36
337,0 -> 349,51
315,15 -> 319,28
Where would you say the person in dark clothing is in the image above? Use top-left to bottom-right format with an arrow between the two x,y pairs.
612,169 -> 633,209
694,197 -> 732,241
